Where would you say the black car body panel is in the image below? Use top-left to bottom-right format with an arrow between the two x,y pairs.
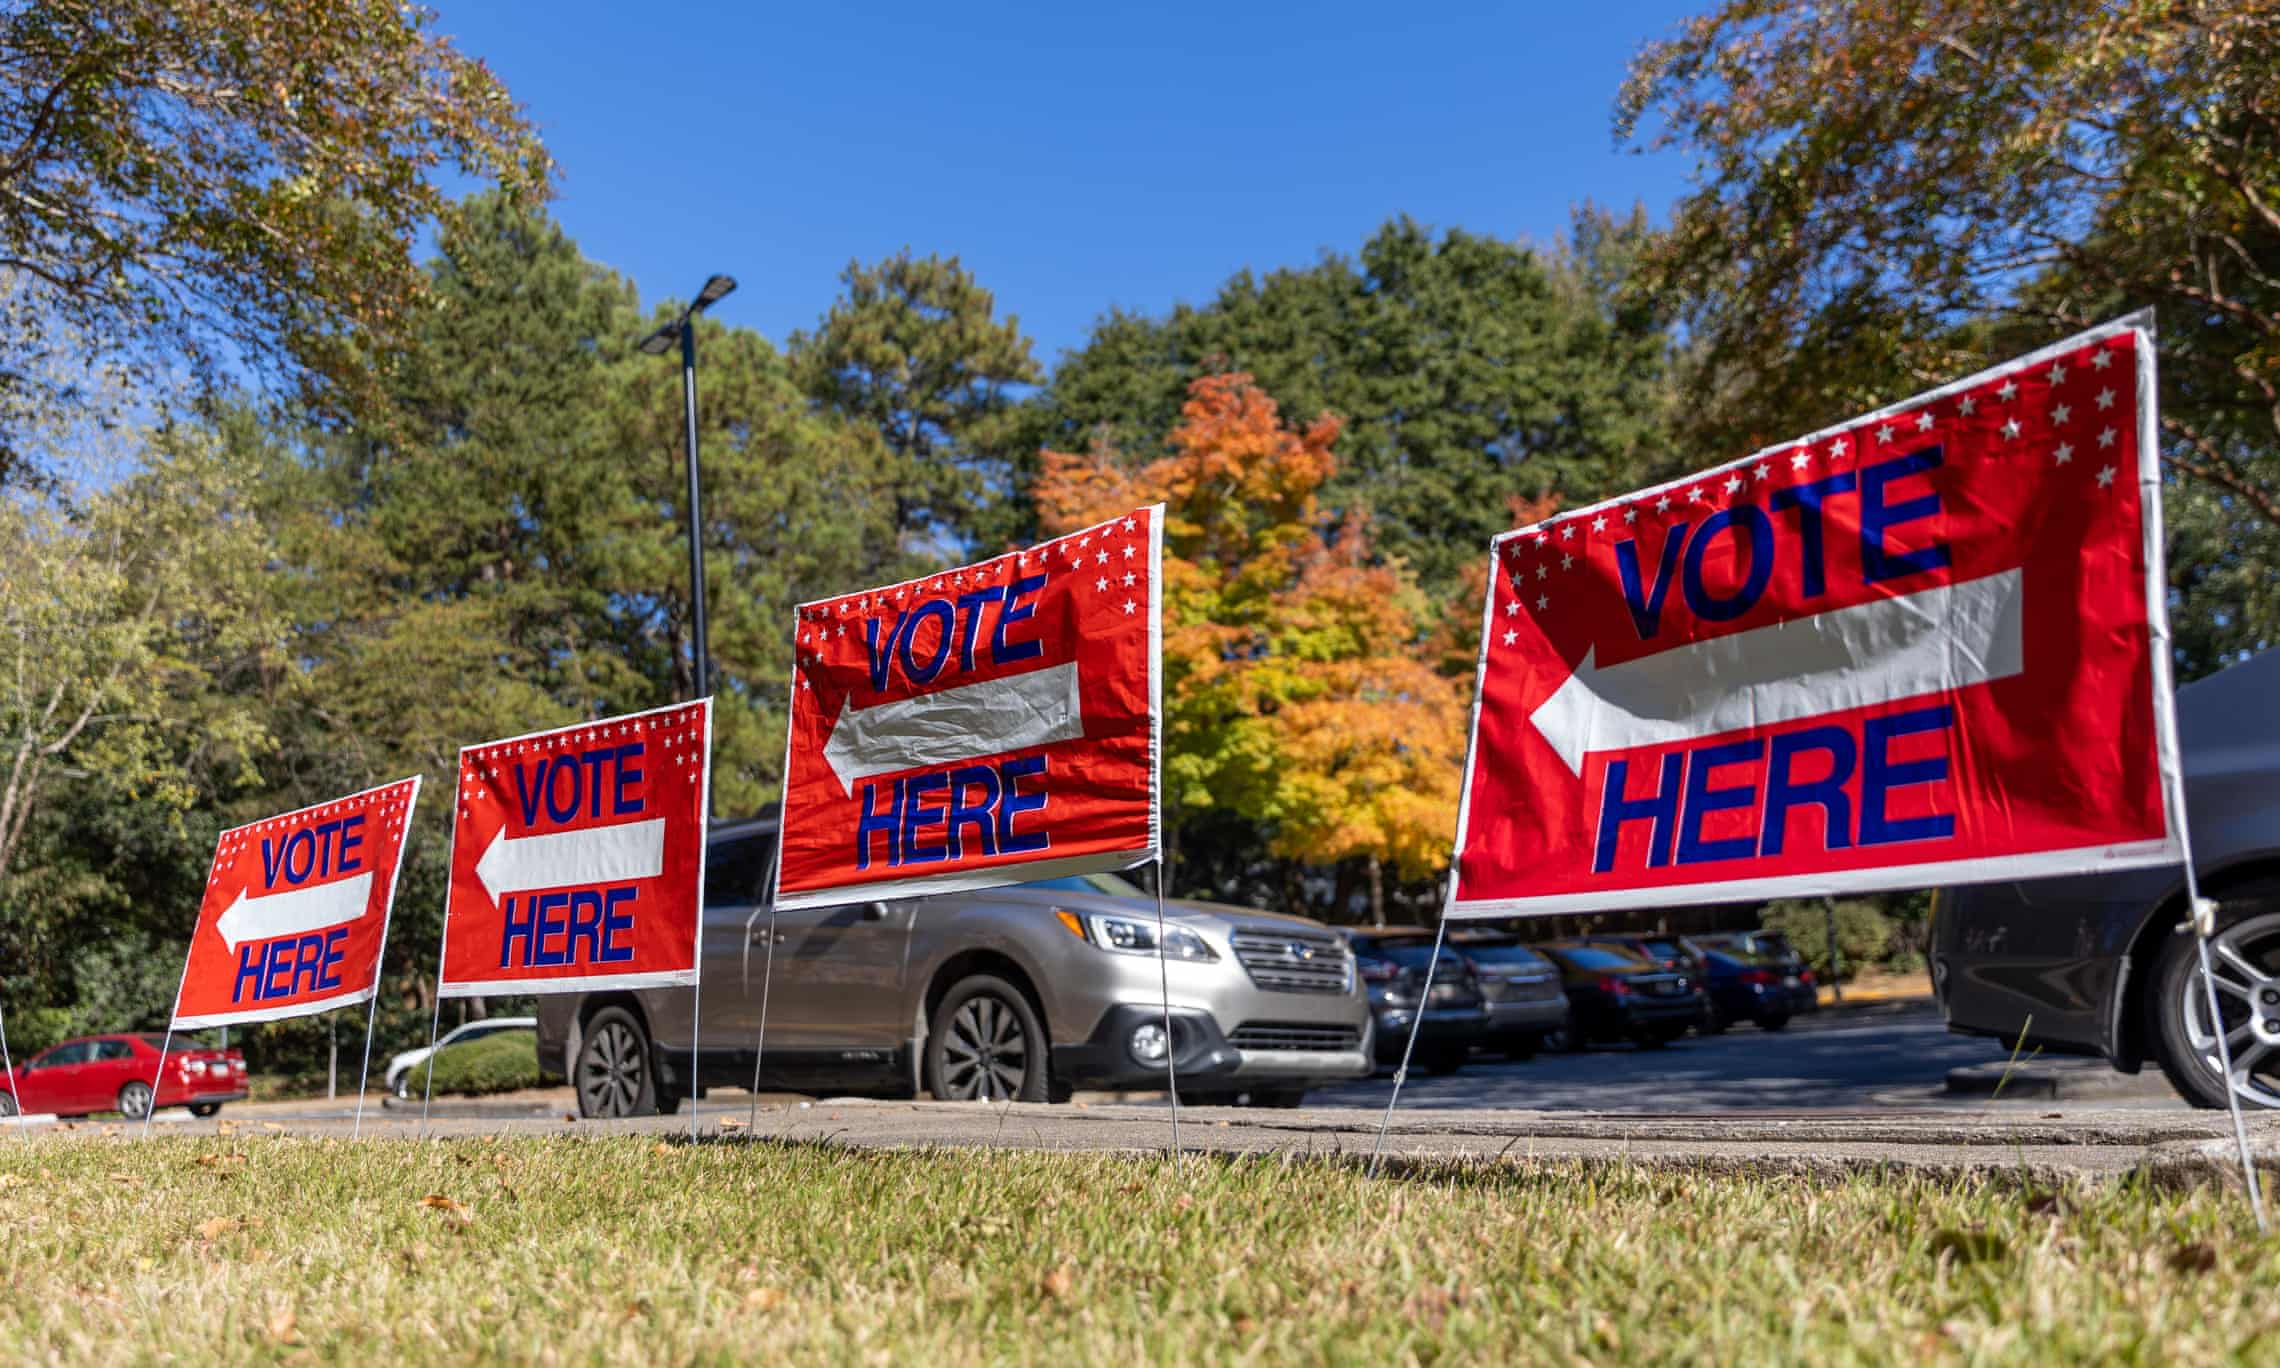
1539,942 -> 1705,1043
1932,650 -> 2280,1068
1346,930 -> 1492,1062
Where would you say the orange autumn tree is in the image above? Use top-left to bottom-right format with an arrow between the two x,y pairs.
1034,372 -> 1466,916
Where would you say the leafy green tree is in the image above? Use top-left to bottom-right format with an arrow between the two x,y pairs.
791,250 -> 1043,553
1620,0 -> 2280,667
1019,215 -> 1678,593
0,0 -> 550,483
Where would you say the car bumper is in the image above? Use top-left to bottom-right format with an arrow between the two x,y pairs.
1053,1004 -> 1373,1089
1483,997 -> 1569,1034
160,1086 -> 248,1107
1369,1006 -> 1491,1060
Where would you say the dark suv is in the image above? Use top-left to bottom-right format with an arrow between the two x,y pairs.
1934,648 -> 2280,1110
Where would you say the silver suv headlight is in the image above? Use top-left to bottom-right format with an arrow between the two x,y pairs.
1087,914 -> 1219,962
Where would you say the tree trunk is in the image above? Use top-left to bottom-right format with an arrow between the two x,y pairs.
1368,855 -> 1386,927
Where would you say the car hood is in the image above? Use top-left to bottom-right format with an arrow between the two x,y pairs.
995,887 -> 1339,938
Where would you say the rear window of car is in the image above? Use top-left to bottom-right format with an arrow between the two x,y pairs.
1554,947 -> 1648,971
1643,939 -> 1689,960
1353,938 -> 1440,968
1460,942 -> 1549,969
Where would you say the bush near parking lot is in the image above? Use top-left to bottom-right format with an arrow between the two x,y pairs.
1761,899 -> 1897,981
420,1029 -> 543,1097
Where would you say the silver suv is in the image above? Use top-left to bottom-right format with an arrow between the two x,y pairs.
535,816 -> 1372,1115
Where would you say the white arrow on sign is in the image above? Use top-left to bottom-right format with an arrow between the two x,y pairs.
1529,567 -> 2026,775
474,818 -> 666,905
215,873 -> 374,952
823,660 -> 1084,794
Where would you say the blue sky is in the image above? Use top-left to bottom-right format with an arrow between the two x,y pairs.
438,1 -> 1706,367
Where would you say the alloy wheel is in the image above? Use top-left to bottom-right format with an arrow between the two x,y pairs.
580,1020 -> 647,1118
2178,911 -> 2280,1109
118,1080 -> 153,1121
941,994 -> 1030,1101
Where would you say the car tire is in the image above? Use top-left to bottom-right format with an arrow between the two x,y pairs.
1757,1011 -> 1791,1032
1177,1090 -> 1240,1107
391,1073 -> 411,1099
925,975 -> 1050,1103
0,1091 -> 15,1117
2149,901 -> 2280,1111
575,1006 -> 658,1119
1502,1035 -> 1538,1061
1548,1026 -> 1586,1053
117,1080 -> 154,1121
1700,1008 -> 1730,1035
189,1103 -> 221,1118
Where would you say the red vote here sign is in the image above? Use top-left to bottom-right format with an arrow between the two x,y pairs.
776,504 -> 1163,910
171,777 -> 422,1030
1449,317 -> 2181,916
440,701 -> 710,996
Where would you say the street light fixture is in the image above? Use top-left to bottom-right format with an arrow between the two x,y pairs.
639,274 -> 738,706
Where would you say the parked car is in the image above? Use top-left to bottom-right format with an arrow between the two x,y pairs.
1693,949 -> 1796,1033
1689,931 -> 1818,1013
1933,648 -> 2280,1110
535,816 -> 1372,1116
1535,942 -> 1704,1049
386,1016 -> 539,1098
1449,932 -> 1569,1058
0,1033 -> 246,1120
1580,933 -> 1703,976
1343,928 -> 1491,1074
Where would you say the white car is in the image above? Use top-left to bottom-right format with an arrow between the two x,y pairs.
385,1017 -> 536,1097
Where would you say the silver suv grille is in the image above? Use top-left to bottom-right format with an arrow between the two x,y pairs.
1230,929 -> 1352,994
1230,1022 -> 1362,1051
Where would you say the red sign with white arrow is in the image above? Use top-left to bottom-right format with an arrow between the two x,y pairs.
170,777 -> 423,1030
440,701 -> 710,996
1449,316 -> 2184,916
775,505 -> 1163,910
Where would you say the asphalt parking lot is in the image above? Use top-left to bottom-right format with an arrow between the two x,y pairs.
1308,1000 -> 2186,1113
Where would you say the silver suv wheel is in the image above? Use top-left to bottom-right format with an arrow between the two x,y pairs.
925,975 -> 1048,1103
2157,909 -> 2280,1109
576,1007 -> 657,1118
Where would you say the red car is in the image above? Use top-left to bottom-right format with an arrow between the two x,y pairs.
0,1034 -> 247,1120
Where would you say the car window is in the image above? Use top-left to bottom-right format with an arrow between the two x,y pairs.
1353,939 -> 1441,969
35,1042 -> 92,1068
93,1039 -> 136,1061
704,833 -> 775,908
1643,939 -> 1689,961
1460,942 -> 1549,969
1555,947 -> 1649,971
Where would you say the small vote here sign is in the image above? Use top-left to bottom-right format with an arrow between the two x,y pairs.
171,777 -> 422,1030
1450,317 -> 2182,917
440,701 -> 710,996
775,504 -> 1163,910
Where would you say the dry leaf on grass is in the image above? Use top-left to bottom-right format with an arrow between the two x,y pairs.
2170,1243 -> 2218,1273
417,1194 -> 474,1227
716,1117 -> 746,1132
743,1287 -> 785,1312
196,1217 -> 245,1241
194,1153 -> 248,1170
267,1309 -> 300,1345
1040,1263 -> 1075,1299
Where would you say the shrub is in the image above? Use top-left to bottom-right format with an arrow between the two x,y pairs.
1760,899 -> 1893,979
423,1029 -> 542,1096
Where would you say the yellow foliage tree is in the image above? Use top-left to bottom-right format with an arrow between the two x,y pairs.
1035,373 -> 1466,916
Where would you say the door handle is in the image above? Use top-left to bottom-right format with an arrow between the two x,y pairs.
862,901 -> 890,922
751,929 -> 785,945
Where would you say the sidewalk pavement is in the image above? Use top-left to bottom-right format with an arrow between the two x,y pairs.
25,1093 -> 2278,1192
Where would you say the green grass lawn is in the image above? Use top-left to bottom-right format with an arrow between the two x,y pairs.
1,1137 -> 2274,1363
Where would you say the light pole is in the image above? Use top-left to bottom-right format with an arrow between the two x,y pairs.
639,273 -> 738,703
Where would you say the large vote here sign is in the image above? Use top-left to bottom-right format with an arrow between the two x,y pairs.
1448,316 -> 2182,916
440,701 -> 710,996
775,504 -> 1163,910
171,778 -> 422,1029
